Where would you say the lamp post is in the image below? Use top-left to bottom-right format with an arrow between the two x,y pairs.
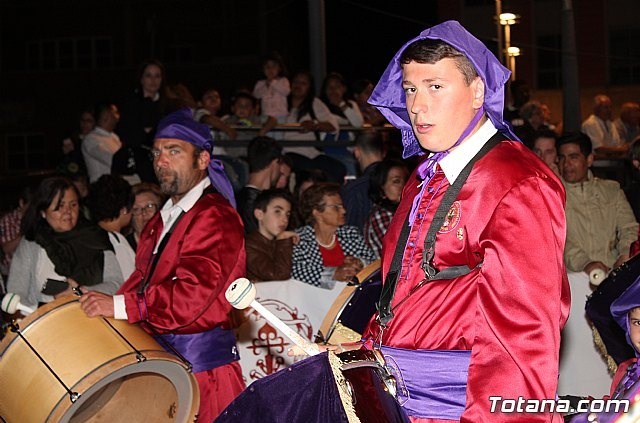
499,12 -> 519,77
507,46 -> 521,80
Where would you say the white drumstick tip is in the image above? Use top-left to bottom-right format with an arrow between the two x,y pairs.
226,277 -> 256,309
1,293 -> 35,315
226,278 -> 320,356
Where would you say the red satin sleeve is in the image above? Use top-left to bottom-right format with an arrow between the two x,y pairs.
119,194 -> 246,334
463,176 -> 569,422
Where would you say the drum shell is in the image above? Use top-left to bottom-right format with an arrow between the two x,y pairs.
0,296 -> 199,423
319,260 -> 382,344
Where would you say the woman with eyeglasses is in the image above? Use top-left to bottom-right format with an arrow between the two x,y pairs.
126,182 -> 165,251
292,182 -> 375,288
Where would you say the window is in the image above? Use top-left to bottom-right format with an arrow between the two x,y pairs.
4,133 -> 48,172
24,37 -> 113,71
610,28 -> 640,85
537,34 -> 562,89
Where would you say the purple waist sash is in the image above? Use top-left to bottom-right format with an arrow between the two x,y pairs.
380,345 -> 471,420
155,326 -> 239,373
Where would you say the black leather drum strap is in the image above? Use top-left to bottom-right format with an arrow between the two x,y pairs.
377,133 -> 506,327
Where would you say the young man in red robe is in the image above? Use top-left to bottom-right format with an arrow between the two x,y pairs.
80,108 -> 245,422
362,20 -> 571,422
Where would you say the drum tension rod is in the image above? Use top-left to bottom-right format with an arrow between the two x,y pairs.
8,320 -> 81,403
100,317 -> 147,362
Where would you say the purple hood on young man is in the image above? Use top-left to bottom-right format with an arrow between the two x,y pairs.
368,20 -> 518,159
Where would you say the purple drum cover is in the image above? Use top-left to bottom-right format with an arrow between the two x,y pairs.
215,350 -> 408,423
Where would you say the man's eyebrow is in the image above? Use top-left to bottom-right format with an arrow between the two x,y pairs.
163,143 -> 183,150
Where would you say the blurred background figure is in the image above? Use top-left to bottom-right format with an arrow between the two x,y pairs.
364,158 -> 409,259
245,189 -> 298,282
0,186 -> 32,282
57,108 -> 95,176
7,177 -> 123,309
253,52 -> 290,123
126,182 -> 165,251
614,102 -> 640,144
292,183 -> 375,288
351,78 -> 387,126
581,94 -> 623,154
531,129 -> 561,178
86,174 -> 136,280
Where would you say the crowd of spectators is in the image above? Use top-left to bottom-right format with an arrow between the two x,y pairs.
2,61 -> 640,411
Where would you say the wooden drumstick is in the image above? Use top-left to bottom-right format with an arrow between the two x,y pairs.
226,278 -> 320,357
1,293 -> 35,315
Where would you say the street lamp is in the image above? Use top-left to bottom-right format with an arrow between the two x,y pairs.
507,46 -> 521,80
499,12 -> 519,78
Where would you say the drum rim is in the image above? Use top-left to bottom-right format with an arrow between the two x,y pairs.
0,296 -> 78,355
46,350 -> 199,423
319,261 -> 381,343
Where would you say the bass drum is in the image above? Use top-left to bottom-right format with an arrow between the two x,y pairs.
0,296 -> 199,423
318,260 -> 382,345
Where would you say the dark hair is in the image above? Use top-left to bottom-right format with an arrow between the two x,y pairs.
132,182 -> 165,204
400,39 -> 478,85
231,91 -> 258,108
351,79 -> 373,96
355,130 -> 384,155
261,52 -> 288,78
368,159 -> 409,207
22,177 -> 79,240
557,132 -> 593,157
136,59 -> 166,93
292,168 -> 328,200
288,71 -> 317,122
247,136 -> 282,173
320,72 -> 352,117
86,175 -> 135,223
253,189 -> 293,212
94,102 -> 115,122
631,138 -> 640,161
300,182 -> 341,226
533,128 -> 558,143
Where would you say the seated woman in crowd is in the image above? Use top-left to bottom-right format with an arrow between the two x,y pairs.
364,158 -> 409,259
292,183 -> 375,288
86,174 -> 136,280
283,71 -> 339,159
320,72 -> 363,176
126,182 -> 165,251
7,177 -> 124,309
245,189 -> 299,282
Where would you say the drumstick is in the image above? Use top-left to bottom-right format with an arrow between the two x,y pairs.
226,278 -> 320,357
1,293 -> 35,315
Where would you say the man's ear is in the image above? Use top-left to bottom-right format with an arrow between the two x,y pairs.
587,153 -> 595,168
254,209 -> 264,221
198,149 -> 211,170
471,77 -> 485,110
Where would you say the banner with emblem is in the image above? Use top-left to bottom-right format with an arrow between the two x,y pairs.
234,279 -> 343,384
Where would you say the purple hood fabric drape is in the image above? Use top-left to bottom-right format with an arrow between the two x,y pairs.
611,274 -> 640,357
155,108 -> 236,207
368,20 -> 518,159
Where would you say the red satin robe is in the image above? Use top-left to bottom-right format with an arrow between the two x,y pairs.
364,141 -> 571,423
118,191 -> 246,422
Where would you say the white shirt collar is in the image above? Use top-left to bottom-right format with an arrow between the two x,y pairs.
162,177 -> 210,214
439,119 -> 498,184
155,177 -> 210,252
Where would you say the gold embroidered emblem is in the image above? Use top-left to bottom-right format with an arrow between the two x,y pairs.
438,201 -> 462,233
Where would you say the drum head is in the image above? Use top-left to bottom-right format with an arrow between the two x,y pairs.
0,297 -> 199,423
